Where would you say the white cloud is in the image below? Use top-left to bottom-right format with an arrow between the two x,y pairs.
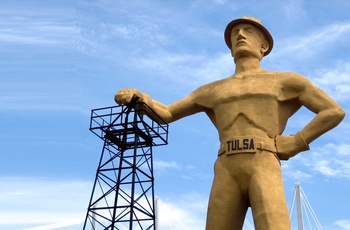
310,61 -> 350,102
283,168 -> 313,181
157,192 -> 207,230
281,141 -> 350,182
334,219 -> 350,230
282,0 -> 306,22
154,160 -> 180,170
295,143 -> 350,178
212,0 -> 227,4
133,51 -> 233,87
312,160 -> 342,176
272,22 -> 350,61
0,7 -> 76,46
0,177 -> 90,226
1,212 -> 83,226
23,219 -> 83,230
0,86 -> 81,112
96,16 -> 170,46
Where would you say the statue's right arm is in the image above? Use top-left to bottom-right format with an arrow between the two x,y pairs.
114,88 -> 203,124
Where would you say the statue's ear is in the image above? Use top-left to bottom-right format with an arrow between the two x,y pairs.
261,41 -> 269,54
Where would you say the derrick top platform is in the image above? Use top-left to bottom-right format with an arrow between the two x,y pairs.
89,99 -> 169,150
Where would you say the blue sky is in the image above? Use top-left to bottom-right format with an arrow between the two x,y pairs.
0,0 -> 350,229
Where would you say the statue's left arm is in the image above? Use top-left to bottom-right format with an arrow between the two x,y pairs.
276,75 -> 345,160
298,83 -> 345,143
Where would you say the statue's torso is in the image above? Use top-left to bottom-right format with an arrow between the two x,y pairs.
195,72 -> 302,141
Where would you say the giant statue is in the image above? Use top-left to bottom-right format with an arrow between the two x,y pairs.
115,17 -> 345,230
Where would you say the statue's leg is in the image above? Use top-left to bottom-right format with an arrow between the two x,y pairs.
249,151 -> 291,230
206,156 -> 249,230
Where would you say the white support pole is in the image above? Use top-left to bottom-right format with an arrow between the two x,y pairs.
295,182 -> 304,230
155,196 -> 159,230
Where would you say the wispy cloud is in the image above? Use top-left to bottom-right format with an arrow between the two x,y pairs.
282,0 -> 306,22
134,51 -> 233,87
334,219 -> 350,230
76,1 -> 178,58
281,138 -> 350,182
0,80 -> 81,111
282,164 -> 313,181
291,143 -> 350,179
0,177 -> 90,226
269,21 -> 350,72
157,192 -> 207,230
0,6 -> 77,46
24,219 -> 83,230
277,22 -> 350,57
0,176 -> 209,229
212,0 -> 227,4
310,61 -> 350,102
154,160 -> 180,170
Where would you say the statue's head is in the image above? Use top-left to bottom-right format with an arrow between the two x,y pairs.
224,16 -> 273,58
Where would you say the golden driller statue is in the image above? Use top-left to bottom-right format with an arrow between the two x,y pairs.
115,17 -> 345,230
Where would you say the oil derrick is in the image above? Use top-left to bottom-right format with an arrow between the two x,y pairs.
83,98 -> 168,230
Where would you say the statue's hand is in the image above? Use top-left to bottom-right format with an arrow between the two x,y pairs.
275,132 -> 309,160
114,88 -> 145,105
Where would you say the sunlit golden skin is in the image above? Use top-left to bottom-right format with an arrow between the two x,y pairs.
115,17 -> 345,230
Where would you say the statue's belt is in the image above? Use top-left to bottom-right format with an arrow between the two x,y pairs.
218,136 -> 277,156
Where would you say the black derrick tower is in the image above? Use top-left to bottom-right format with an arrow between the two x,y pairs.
83,98 -> 168,230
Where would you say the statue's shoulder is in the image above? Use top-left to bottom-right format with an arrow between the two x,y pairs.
269,71 -> 307,80
188,78 -> 228,103
193,77 -> 226,92
267,71 -> 311,86
267,71 -> 315,98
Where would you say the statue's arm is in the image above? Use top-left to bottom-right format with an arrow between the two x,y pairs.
297,83 -> 345,143
276,76 -> 345,160
114,88 -> 203,124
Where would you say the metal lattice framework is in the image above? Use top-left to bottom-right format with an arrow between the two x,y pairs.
83,99 -> 168,230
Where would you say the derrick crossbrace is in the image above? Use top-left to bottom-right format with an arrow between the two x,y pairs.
83,99 -> 169,230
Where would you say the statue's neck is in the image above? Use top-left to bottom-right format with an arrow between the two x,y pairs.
234,57 -> 261,75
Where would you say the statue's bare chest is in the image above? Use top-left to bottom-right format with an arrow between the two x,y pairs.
210,75 -> 279,105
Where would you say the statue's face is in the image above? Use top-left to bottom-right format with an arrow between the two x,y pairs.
230,23 -> 267,60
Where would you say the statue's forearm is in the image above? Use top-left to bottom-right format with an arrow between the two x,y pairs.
137,94 -> 172,124
300,106 -> 345,144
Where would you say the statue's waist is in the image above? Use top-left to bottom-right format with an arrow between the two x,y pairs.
218,136 -> 277,156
